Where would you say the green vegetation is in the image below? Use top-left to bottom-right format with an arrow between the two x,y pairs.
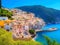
0,0 -> 1,8
0,28 -> 60,45
43,35 -> 60,45
0,28 -> 42,45
0,8 -> 12,19
29,29 -> 35,34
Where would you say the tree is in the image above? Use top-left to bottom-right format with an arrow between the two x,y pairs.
29,29 -> 35,34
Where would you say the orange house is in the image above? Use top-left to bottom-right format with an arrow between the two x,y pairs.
0,20 -> 12,27
0,21 -> 5,27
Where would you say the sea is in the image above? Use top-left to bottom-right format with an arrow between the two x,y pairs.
34,24 -> 60,45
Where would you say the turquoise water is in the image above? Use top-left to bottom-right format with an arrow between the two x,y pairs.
35,24 -> 60,44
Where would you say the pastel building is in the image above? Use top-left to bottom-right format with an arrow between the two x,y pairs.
12,20 -> 31,39
0,17 -> 8,20
11,9 -> 45,39
0,17 -> 12,31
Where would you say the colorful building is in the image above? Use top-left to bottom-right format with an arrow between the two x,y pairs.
11,9 -> 45,39
0,17 -> 12,31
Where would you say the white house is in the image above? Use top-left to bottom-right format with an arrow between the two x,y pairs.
4,23 -> 12,31
0,17 -> 8,20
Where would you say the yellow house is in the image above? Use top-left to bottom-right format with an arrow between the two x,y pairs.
0,20 -> 12,27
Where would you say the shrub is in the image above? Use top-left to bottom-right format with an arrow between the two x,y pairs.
0,8 -> 12,19
43,35 -> 60,45
29,29 -> 35,34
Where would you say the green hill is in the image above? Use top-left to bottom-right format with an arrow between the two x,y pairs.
0,28 -> 42,45
16,5 -> 60,24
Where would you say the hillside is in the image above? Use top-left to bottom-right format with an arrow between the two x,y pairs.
16,5 -> 60,24
0,28 -> 42,45
0,8 -> 12,19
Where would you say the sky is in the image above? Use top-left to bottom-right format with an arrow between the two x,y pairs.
2,0 -> 60,10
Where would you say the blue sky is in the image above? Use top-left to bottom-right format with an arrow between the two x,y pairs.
2,0 -> 60,10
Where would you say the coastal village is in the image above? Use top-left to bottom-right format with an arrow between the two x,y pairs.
0,8 -> 45,40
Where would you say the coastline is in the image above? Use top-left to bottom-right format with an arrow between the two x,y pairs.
35,28 -> 57,32
33,27 -> 58,41
32,34 -> 37,41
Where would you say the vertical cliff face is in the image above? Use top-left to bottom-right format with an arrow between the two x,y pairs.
16,5 -> 60,24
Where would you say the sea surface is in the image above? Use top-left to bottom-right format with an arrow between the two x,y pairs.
35,24 -> 60,45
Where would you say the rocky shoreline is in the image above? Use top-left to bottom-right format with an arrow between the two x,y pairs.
35,28 -> 57,32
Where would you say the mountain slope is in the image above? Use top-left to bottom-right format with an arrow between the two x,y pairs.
16,5 -> 60,24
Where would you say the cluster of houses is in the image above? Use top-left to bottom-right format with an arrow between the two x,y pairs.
0,9 -> 45,39
11,9 -> 45,39
0,17 -> 12,31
